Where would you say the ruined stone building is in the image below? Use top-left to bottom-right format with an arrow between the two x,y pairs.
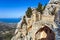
11,0 -> 60,40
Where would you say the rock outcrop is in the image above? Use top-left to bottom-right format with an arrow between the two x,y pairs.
11,0 -> 60,40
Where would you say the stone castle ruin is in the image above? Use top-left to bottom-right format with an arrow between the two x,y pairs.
11,0 -> 60,40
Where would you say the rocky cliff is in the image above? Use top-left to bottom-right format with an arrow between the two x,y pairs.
11,0 -> 60,40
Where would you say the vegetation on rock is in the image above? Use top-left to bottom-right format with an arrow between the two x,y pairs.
36,3 -> 46,19
26,7 -> 32,18
36,3 -> 46,14
21,16 -> 27,29
36,3 -> 42,13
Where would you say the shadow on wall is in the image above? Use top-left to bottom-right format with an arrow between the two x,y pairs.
35,26 -> 55,40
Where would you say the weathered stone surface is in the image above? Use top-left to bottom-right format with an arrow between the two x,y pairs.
11,0 -> 60,40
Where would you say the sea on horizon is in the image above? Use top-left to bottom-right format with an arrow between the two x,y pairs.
0,18 -> 21,23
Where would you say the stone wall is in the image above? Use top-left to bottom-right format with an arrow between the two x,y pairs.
11,0 -> 60,40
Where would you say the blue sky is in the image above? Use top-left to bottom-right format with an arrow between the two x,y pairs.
0,0 -> 49,18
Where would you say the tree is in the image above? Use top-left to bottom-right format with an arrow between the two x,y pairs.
36,3 -> 46,20
26,7 -> 32,18
36,3 -> 42,14
36,3 -> 46,14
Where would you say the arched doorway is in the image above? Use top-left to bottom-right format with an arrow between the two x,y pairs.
35,26 -> 55,40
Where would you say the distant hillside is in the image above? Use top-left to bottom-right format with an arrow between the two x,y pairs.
0,22 -> 17,40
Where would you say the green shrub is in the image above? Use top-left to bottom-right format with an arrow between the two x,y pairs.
36,3 -> 42,13
26,7 -> 32,18
21,16 -> 27,29
36,3 -> 46,14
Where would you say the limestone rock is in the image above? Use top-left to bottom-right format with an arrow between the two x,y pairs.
11,0 -> 60,40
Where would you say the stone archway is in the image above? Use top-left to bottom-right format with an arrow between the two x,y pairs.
35,26 -> 55,40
